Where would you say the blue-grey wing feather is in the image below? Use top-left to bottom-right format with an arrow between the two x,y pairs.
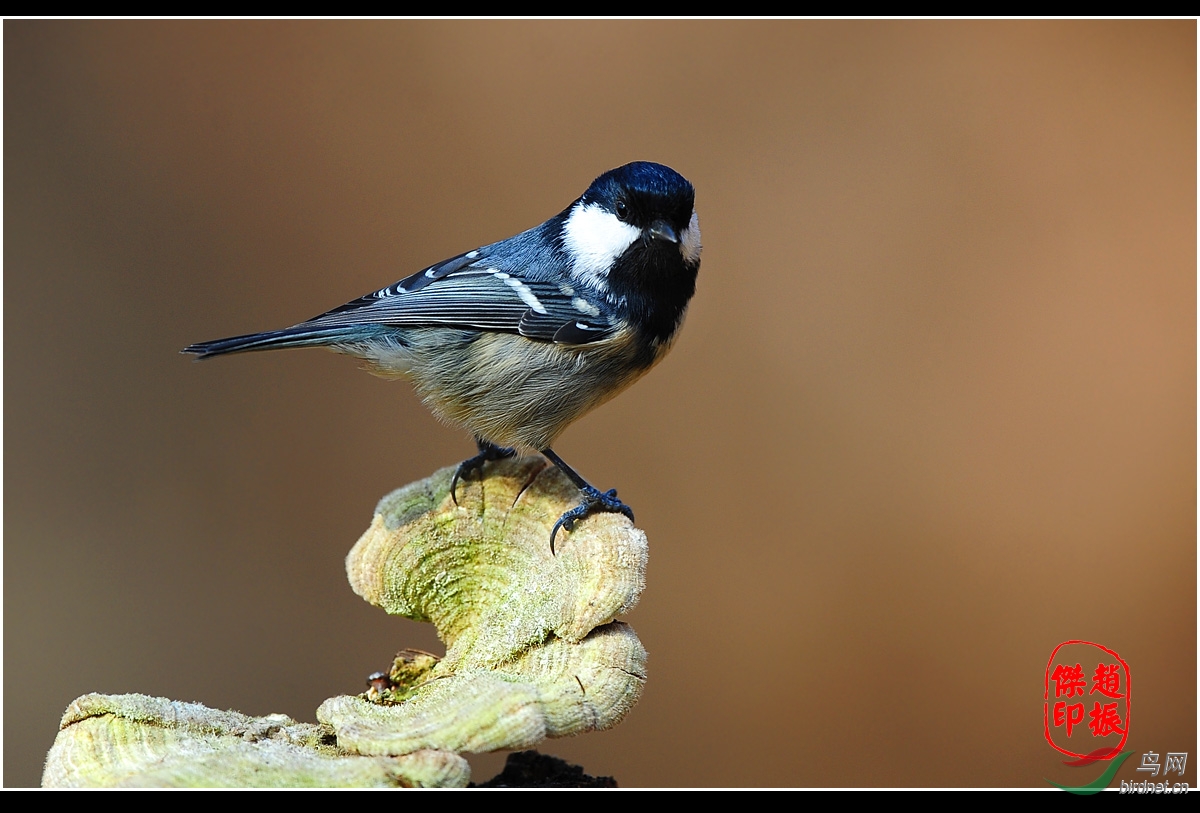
183,222 -> 615,360
300,252 -> 614,345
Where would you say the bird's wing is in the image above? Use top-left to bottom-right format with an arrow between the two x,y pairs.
297,251 -> 616,345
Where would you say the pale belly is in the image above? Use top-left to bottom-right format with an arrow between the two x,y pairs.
341,327 -> 660,451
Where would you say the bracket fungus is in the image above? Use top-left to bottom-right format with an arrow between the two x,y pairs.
321,455 -> 648,755
43,457 -> 648,787
41,694 -> 470,788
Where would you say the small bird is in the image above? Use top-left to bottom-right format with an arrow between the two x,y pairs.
184,161 -> 701,550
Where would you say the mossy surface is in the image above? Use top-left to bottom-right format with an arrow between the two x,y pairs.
44,458 -> 648,786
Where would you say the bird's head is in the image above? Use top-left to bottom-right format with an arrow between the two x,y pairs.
561,162 -> 701,292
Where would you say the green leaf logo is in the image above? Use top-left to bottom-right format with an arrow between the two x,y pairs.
1045,751 -> 1134,795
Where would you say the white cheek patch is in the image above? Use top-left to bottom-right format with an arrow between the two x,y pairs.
563,202 -> 641,288
680,210 -> 702,265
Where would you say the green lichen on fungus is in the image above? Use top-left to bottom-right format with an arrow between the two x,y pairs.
43,457 -> 648,787
323,456 -> 648,755
41,694 -> 468,788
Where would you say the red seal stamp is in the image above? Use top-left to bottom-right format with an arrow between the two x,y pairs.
1044,640 -> 1130,759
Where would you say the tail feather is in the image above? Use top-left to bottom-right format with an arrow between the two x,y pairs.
182,326 -> 372,360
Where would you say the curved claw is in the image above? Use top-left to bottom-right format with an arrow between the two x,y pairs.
451,443 -> 516,506
549,486 -> 635,554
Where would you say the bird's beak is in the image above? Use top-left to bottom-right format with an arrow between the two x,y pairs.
647,220 -> 679,244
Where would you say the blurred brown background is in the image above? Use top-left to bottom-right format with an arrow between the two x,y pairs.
4,20 -> 1195,787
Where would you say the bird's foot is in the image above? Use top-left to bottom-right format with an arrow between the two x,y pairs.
550,486 -> 634,554
451,442 -> 517,505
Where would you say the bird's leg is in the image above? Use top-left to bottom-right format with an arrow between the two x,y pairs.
451,437 -> 517,505
542,448 -> 634,553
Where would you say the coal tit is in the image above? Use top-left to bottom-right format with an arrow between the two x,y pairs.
184,161 -> 701,549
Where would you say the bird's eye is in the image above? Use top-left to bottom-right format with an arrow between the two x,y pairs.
615,199 -> 629,221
